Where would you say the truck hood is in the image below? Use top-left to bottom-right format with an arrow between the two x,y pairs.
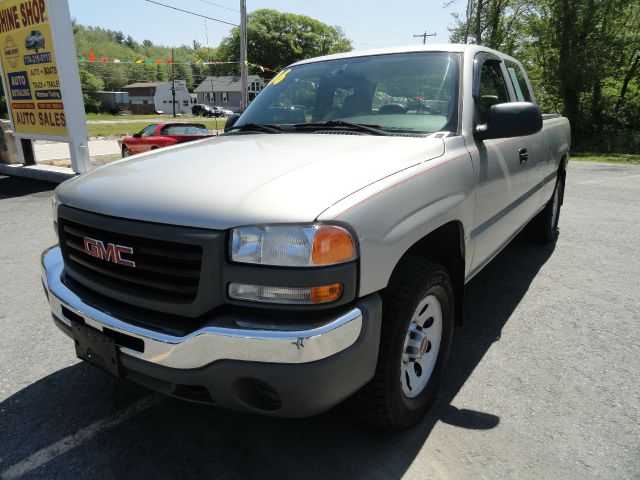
56,133 -> 444,229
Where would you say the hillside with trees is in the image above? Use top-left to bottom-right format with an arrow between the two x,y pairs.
73,10 -> 351,111
0,9 -> 351,116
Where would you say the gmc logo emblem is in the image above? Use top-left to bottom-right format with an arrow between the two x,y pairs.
83,237 -> 136,268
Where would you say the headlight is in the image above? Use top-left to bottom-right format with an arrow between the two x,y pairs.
230,224 -> 357,267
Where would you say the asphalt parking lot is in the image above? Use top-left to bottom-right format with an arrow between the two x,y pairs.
0,161 -> 638,479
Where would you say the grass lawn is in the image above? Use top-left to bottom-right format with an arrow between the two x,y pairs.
86,113 -> 181,121
88,117 -> 226,137
572,152 -> 640,165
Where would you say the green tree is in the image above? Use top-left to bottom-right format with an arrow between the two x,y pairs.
448,0 -> 528,53
217,9 -> 352,73
524,0 -> 640,147
79,69 -> 104,112
448,0 -> 640,150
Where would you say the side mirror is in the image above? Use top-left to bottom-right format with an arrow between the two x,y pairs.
474,102 -> 542,141
132,133 -> 141,138
224,113 -> 241,132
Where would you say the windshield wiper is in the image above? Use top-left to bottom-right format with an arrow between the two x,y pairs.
227,123 -> 282,134
293,120 -> 391,136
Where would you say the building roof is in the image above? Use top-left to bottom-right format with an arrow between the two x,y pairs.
194,75 -> 264,93
122,82 -> 167,90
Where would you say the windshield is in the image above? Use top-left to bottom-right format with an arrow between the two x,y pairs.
236,52 -> 460,134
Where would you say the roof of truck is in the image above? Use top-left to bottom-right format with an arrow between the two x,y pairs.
290,44 -> 501,67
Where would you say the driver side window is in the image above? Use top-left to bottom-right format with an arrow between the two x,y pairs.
477,61 -> 509,124
140,125 -> 157,137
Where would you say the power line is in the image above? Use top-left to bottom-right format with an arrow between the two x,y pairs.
143,0 -> 238,26
196,0 -> 239,13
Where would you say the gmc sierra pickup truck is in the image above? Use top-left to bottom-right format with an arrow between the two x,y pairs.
42,45 -> 570,430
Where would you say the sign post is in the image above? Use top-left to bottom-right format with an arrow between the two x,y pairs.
0,0 -> 91,173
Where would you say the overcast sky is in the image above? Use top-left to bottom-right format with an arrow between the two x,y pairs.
68,0 -> 466,51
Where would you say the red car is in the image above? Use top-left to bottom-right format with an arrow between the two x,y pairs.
120,122 -> 214,157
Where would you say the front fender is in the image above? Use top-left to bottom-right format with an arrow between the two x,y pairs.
318,141 -> 475,297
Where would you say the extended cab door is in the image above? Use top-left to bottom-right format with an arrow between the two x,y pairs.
504,59 -> 548,214
468,54 -> 540,273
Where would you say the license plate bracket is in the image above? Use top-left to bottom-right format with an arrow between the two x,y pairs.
72,321 -> 123,378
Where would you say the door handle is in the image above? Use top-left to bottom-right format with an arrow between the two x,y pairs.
519,147 -> 529,163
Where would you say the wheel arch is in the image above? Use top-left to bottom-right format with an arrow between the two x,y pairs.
560,153 -> 569,171
558,154 -> 568,205
389,220 -> 466,326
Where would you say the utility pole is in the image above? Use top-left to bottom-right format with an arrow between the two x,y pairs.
239,0 -> 248,110
413,30 -> 436,44
171,47 -> 176,117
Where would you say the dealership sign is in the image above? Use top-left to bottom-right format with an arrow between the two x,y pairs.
0,0 -> 91,172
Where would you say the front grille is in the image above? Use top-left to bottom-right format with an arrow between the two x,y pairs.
57,205 -> 224,318
60,218 -> 202,301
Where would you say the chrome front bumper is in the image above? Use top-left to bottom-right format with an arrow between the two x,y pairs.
41,246 -> 364,370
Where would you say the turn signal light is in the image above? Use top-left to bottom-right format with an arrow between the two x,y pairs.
228,282 -> 344,305
312,226 -> 356,265
310,283 -> 343,304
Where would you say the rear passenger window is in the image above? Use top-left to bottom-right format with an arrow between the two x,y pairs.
477,61 -> 509,124
505,61 -> 532,102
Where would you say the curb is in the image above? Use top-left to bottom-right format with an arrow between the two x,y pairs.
0,163 -> 76,184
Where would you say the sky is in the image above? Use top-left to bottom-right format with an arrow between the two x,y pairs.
67,0 -> 466,52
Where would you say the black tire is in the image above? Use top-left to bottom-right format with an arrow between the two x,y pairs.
531,169 -> 565,243
121,145 -> 130,158
349,256 -> 454,430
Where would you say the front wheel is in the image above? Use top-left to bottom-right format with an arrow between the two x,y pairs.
349,257 -> 454,430
121,145 -> 130,158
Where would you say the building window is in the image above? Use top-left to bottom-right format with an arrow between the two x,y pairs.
183,100 -> 189,106
143,100 -> 148,105
222,92 -> 228,103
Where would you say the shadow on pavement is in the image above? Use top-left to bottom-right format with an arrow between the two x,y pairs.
0,176 -> 56,199
1,233 -> 555,479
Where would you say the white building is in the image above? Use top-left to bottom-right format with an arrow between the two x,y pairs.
122,80 -> 195,114
194,75 -> 265,111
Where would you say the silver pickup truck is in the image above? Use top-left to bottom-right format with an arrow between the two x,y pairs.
42,44 -> 570,430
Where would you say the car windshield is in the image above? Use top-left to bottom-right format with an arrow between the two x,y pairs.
236,52 -> 460,134
160,124 -> 210,135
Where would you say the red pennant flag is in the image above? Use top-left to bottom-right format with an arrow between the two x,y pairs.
166,59 -> 171,64
101,57 -> 108,62
89,50 -> 95,62
157,59 -> 162,64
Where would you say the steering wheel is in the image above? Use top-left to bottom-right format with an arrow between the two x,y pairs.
405,104 -> 434,114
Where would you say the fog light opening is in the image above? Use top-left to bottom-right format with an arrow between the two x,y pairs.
234,378 -> 282,412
